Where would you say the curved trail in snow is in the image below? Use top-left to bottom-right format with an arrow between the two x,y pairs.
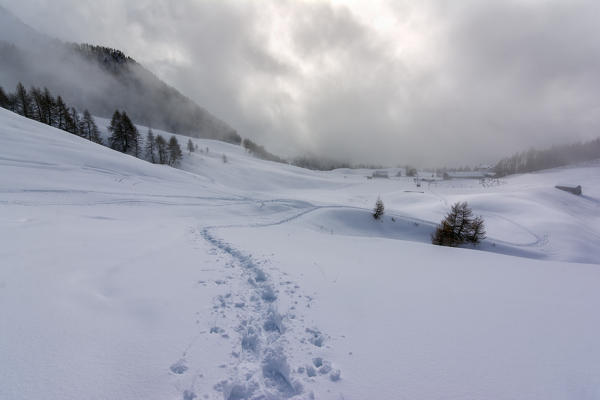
180,196 -> 549,399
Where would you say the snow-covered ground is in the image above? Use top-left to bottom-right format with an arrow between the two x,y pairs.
1,108 -> 600,399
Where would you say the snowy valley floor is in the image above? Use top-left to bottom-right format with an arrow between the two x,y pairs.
1,108 -> 600,399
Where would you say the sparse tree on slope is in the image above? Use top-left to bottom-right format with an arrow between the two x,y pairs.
167,135 -> 182,166
466,215 -> 486,244
68,107 -> 81,135
29,87 -> 44,122
121,112 -> 140,156
0,86 -> 9,109
155,134 -> 168,164
145,128 -> 156,163
373,197 -> 385,220
108,110 -> 125,151
54,96 -> 70,130
109,110 -> 140,155
81,110 -> 102,144
432,202 -> 486,246
187,138 -> 194,153
14,82 -> 31,118
41,88 -> 55,126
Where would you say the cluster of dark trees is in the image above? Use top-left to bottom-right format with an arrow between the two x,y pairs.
142,128 -> 182,166
108,112 -> 184,167
431,202 -> 486,247
0,82 -> 184,167
494,138 -> 600,177
292,156 -> 351,170
0,82 -> 102,143
66,44 -> 242,144
1,32 -> 242,144
293,155 -> 387,171
242,138 -> 286,163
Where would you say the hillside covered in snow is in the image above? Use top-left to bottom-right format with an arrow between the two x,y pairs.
0,5 -> 240,143
1,108 -> 600,399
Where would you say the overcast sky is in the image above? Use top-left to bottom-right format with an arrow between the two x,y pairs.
4,0 -> 600,166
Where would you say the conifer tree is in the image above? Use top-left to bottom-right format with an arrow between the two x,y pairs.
120,112 -> 140,156
81,109 -> 102,144
187,138 -> 194,153
432,202 -> 486,246
373,197 -> 385,220
0,86 -> 9,109
30,87 -> 45,122
54,96 -> 69,130
167,135 -> 183,166
108,110 -> 125,151
466,216 -> 486,244
41,88 -> 55,125
155,134 -> 168,164
15,82 -> 31,117
68,107 -> 80,135
6,93 -> 17,112
145,128 -> 156,163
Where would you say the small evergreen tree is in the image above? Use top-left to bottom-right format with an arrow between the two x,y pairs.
155,134 -> 168,164
432,202 -> 486,246
145,128 -> 156,163
222,153 -> 228,163
187,138 -> 194,153
167,135 -> 182,166
373,197 -> 384,220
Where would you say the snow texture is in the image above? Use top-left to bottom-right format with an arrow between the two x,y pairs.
1,108 -> 600,399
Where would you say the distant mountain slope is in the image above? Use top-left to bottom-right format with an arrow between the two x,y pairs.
0,6 -> 240,143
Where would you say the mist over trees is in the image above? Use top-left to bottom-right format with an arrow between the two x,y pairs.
80,110 -> 103,143
0,82 -> 185,168
242,138 -> 286,163
0,38 -> 241,144
167,135 -> 183,166
494,138 -> 600,177
0,82 -> 101,143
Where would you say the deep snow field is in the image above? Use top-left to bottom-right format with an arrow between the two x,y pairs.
1,108 -> 600,400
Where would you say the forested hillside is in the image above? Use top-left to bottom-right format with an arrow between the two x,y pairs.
0,6 -> 240,143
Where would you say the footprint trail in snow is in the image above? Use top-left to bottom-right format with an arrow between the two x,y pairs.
169,215 -> 341,400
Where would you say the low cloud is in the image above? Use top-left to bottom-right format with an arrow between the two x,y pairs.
4,0 -> 600,166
